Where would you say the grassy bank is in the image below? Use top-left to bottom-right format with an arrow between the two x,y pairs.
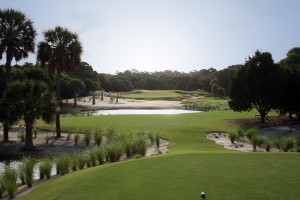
22,110 -> 300,200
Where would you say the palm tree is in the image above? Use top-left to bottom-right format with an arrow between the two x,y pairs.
37,26 -> 82,137
0,9 -> 36,142
84,78 -> 100,105
68,78 -> 85,107
3,67 -> 56,150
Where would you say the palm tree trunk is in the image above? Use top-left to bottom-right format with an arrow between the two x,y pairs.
92,90 -> 95,105
3,50 -> 13,142
55,64 -> 62,138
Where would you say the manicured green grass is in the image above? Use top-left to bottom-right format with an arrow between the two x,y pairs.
22,110 -> 300,200
183,96 -> 229,104
118,90 -> 199,101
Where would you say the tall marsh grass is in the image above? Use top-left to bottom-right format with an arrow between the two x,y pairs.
0,166 -> 17,198
39,157 -> 52,179
55,155 -> 70,175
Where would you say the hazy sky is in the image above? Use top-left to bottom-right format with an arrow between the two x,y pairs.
1,0 -> 300,74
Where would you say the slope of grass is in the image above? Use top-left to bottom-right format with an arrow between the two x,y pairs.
23,110 -> 300,200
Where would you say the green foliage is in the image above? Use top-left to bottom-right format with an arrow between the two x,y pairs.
18,163 -> 26,185
55,155 -> 70,175
105,142 -> 123,162
245,128 -> 260,141
251,134 -> 263,151
87,149 -> 98,167
281,137 -> 296,152
94,130 -> 103,147
0,166 -> 17,198
229,132 -> 238,144
155,134 -> 160,147
263,137 -> 272,152
84,130 -> 92,146
95,148 -> 105,165
76,153 -> 86,170
39,158 -> 52,179
74,133 -> 80,145
22,157 -> 35,188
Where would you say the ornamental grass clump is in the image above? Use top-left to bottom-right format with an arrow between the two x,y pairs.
70,154 -> 78,171
251,134 -> 263,151
87,149 -> 98,166
94,130 -> 103,147
123,137 -> 134,158
74,133 -> 80,145
245,128 -> 260,141
76,153 -> 86,170
1,166 -> 17,198
84,130 -> 92,146
229,132 -> 238,144
39,157 -> 52,179
281,137 -> 296,152
18,163 -> 26,185
263,137 -> 272,152
0,179 -> 4,198
55,155 -> 70,175
270,135 -> 281,149
105,143 -> 123,162
22,157 -> 35,188
132,135 -> 148,156
95,148 -> 105,165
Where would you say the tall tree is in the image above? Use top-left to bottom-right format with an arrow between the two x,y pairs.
84,78 -> 99,105
278,47 -> 300,118
0,9 -> 36,142
229,51 -> 283,123
68,78 -> 85,107
37,26 -> 82,137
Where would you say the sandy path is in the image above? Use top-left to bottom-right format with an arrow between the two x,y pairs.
64,95 -> 183,110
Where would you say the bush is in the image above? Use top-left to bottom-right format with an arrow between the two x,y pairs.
39,157 -> 52,179
95,148 -> 105,165
20,157 -> 35,188
269,135 -> 281,149
84,131 -> 92,146
229,132 -> 238,144
263,137 -> 271,152
74,134 -> 80,145
87,149 -> 98,166
18,163 -> 26,185
1,166 -> 17,198
70,154 -> 78,171
251,134 -> 263,151
132,136 -> 148,156
245,128 -> 260,141
55,155 -> 70,175
0,179 -> 4,198
105,143 -> 123,162
76,153 -> 86,170
94,130 -> 103,147
281,137 -> 296,152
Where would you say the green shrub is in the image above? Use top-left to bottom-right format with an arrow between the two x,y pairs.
39,157 -> 52,179
18,163 -> 26,185
237,128 -> 244,138
95,148 -> 105,165
229,132 -> 238,144
132,136 -> 148,156
94,130 -> 103,147
251,134 -> 263,151
55,155 -> 70,175
123,138 -> 134,158
263,137 -> 271,152
245,128 -> 260,141
1,166 -> 17,198
87,149 -> 98,166
74,133 -> 80,145
84,131 -> 92,146
70,154 -> 78,171
281,137 -> 296,152
270,135 -> 281,149
76,153 -> 86,170
0,179 -> 4,198
23,157 -> 35,188
105,143 -> 123,162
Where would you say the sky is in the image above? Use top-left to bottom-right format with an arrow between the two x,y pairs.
1,0 -> 300,74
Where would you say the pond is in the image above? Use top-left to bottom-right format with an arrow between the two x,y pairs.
91,109 -> 201,115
